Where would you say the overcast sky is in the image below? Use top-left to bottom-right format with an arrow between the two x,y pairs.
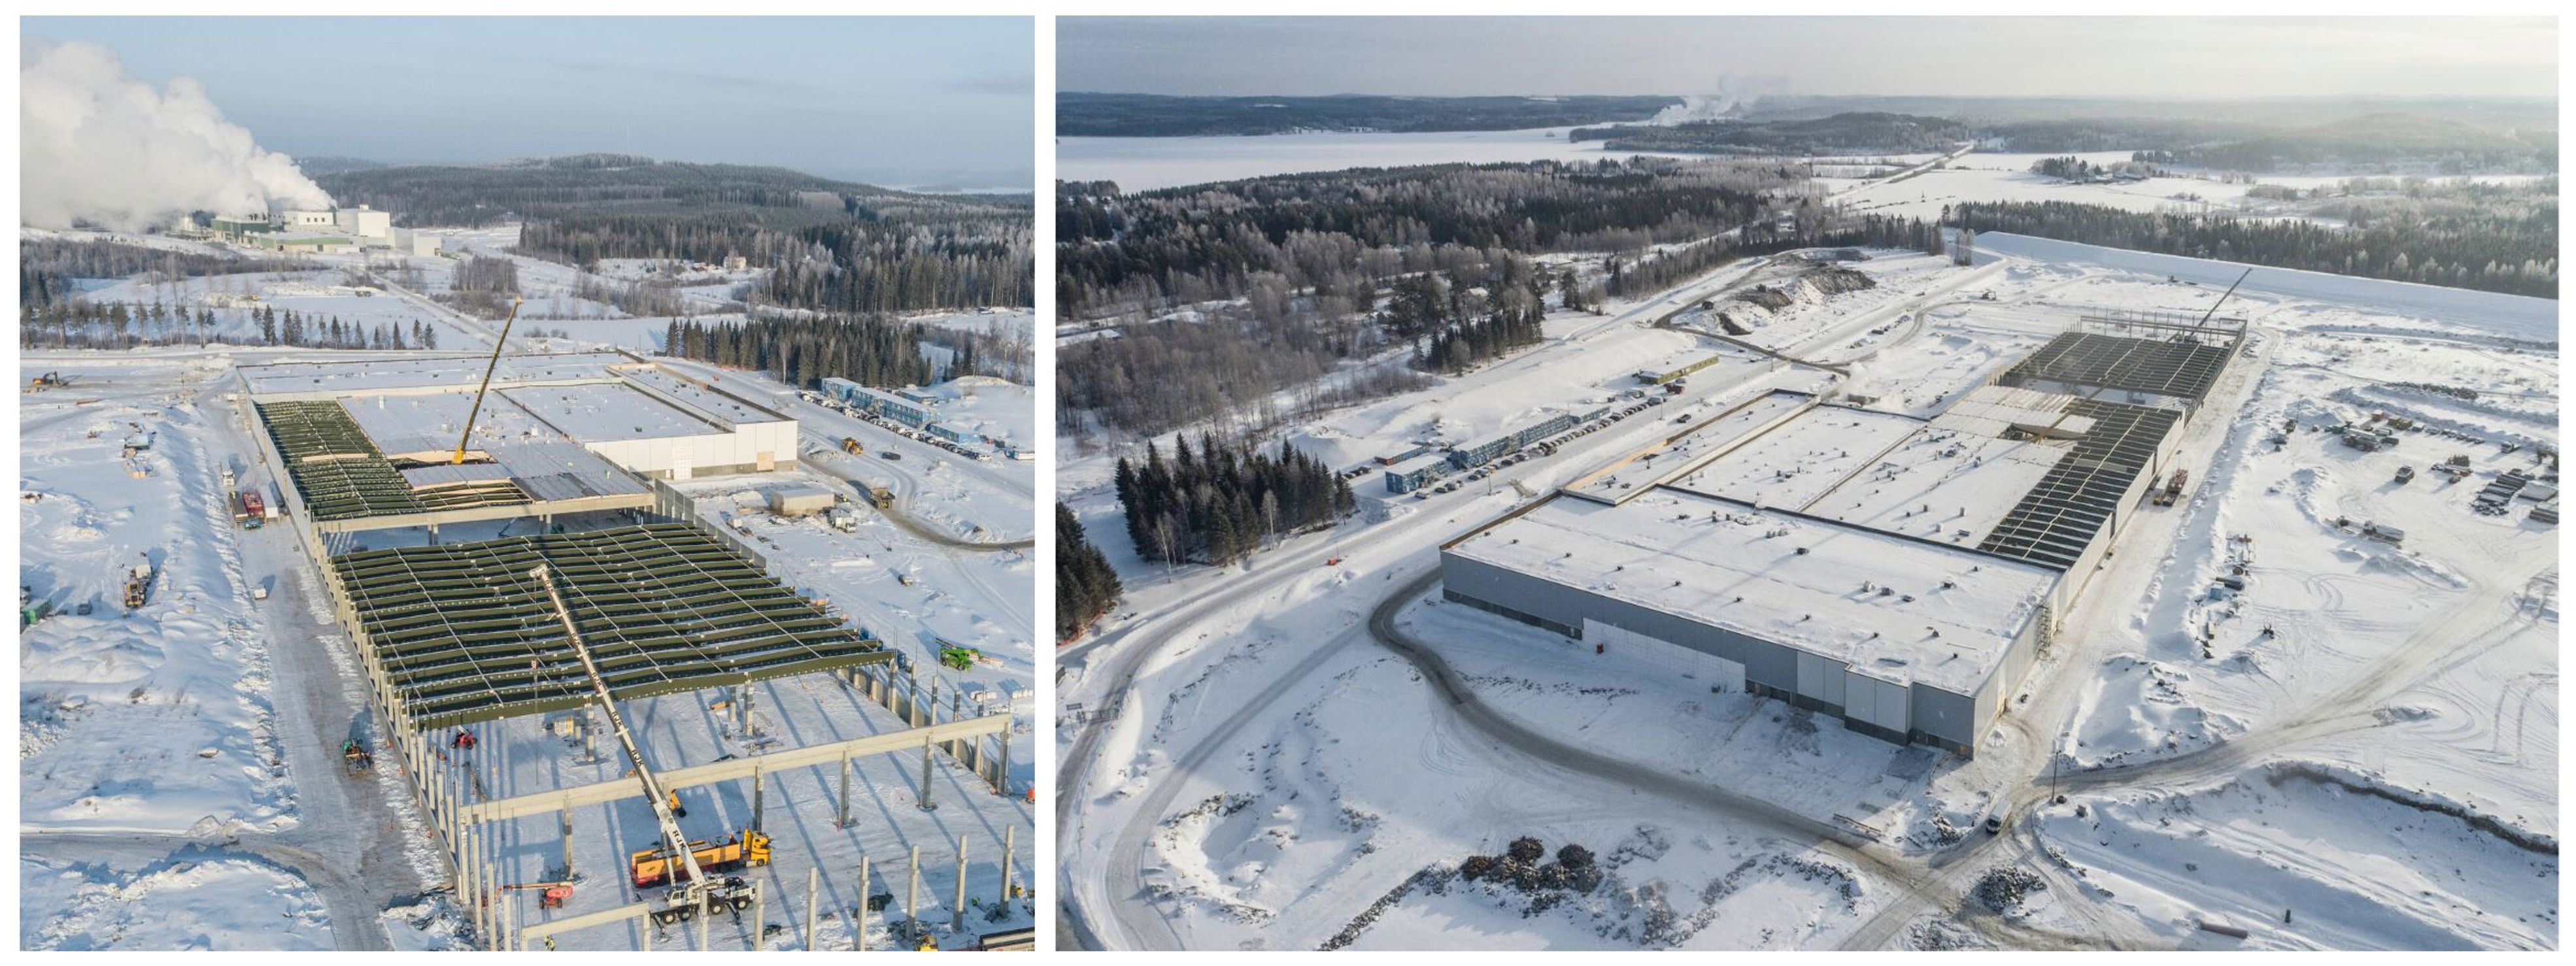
25,16 -> 1034,191
1061,16 -> 2557,101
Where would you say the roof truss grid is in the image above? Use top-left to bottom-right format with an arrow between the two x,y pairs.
331,523 -> 889,728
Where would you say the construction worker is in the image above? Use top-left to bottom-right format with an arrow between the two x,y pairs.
452,730 -> 477,750
668,791 -> 686,818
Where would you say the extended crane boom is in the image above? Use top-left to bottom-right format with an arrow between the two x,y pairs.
453,299 -> 524,465
531,564 -> 750,924
2197,267 -> 2253,329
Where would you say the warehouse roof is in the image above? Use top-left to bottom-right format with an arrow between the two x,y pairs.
1564,390 -> 1812,505
503,382 -> 727,442
1449,488 -> 2056,695
333,523 -> 890,729
1663,405 -> 1925,510
239,352 -> 634,397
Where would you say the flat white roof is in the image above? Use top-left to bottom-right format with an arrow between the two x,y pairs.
239,352 -> 634,396
503,382 -> 728,442
1564,390 -> 1812,504
1807,427 -> 2071,546
1388,452 -> 1452,476
1664,405 -> 1925,510
1451,488 -> 2056,695
619,368 -> 790,427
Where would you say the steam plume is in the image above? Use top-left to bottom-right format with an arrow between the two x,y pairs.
21,37 -> 333,231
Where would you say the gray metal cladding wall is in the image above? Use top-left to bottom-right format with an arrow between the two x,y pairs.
1440,551 -> 1803,695
1910,680 -> 1982,748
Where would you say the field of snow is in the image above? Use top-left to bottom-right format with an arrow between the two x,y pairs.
19,363 -> 291,835
1060,228 -> 2558,950
22,848 -> 330,950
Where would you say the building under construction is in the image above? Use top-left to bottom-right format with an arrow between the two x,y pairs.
1439,316 -> 2246,755
236,353 -> 1030,950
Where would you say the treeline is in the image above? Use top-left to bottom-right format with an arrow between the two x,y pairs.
316,158 -> 1035,314
1055,505 -> 1124,642
1570,112 -> 1966,156
19,300 -> 439,351
1059,159 -> 1803,317
662,314 -> 940,389
439,255 -> 521,318
1059,159 -> 1826,441
1383,271 -> 1550,374
20,237 -> 302,309
1984,114 -> 2552,174
1952,199 -> 2556,298
919,326 -> 1034,384
1112,435 -> 1355,567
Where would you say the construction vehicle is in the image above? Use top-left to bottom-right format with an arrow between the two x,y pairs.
629,831 -> 771,889
867,485 -> 895,510
342,738 -> 374,775
940,645 -> 980,672
28,371 -> 69,391
841,437 -> 865,456
530,564 -> 761,926
237,490 -> 267,527
450,299 -> 524,465
2154,469 -> 2189,507
122,556 -> 156,610
502,882 -> 577,910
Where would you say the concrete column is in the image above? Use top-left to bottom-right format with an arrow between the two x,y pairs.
855,854 -> 871,952
752,769 -> 766,833
993,723 -> 1011,795
999,825 -> 1016,903
805,867 -> 821,950
918,738 -> 937,812
696,888 -> 711,951
750,881 -> 765,951
837,754 -> 853,828
557,806 -> 574,878
950,835 -> 968,933
905,846 -> 921,933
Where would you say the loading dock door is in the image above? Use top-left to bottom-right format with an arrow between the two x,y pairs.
1584,620 -> 1744,693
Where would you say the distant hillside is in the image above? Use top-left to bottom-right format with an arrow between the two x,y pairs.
1568,112 -> 1968,156
314,156 -> 1022,227
1057,92 -> 1682,137
1988,112 -> 2555,174
316,156 -> 1032,312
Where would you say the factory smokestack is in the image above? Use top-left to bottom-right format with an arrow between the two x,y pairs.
20,37 -> 333,231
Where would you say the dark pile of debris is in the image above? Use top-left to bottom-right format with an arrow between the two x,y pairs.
1972,866 -> 2047,912
1457,837 -> 1605,895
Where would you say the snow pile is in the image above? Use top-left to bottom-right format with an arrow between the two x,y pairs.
21,39 -> 331,230
21,852 -> 329,950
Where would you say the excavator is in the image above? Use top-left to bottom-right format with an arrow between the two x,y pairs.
530,564 -> 764,927
450,299 -> 524,465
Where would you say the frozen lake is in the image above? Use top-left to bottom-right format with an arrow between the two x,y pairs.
1058,126 -> 1714,191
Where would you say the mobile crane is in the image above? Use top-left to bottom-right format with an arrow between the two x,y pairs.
451,299 -> 524,465
530,564 -> 762,927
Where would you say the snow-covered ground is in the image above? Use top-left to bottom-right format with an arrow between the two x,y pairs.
1059,232 -> 2558,950
1825,151 -> 2550,224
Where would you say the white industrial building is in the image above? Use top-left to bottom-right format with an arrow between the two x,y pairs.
1440,324 -> 2238,756
239,350 -> 798,483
